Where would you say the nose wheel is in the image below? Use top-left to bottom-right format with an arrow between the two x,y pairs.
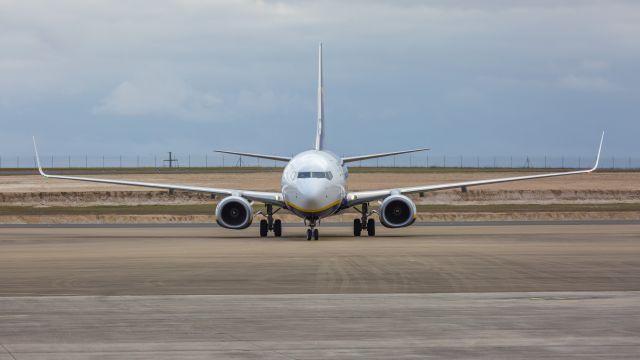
305,218 -> 320,240
259,204 -> 282,238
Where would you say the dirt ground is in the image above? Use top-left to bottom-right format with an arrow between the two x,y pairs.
1,171 -> 638,193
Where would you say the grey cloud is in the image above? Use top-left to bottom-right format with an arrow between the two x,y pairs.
0,0 -> 638,156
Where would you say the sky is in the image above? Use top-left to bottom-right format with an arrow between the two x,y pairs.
1,0 -> 639,159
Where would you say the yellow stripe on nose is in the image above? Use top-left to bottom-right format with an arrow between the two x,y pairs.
286,199 -> 341,213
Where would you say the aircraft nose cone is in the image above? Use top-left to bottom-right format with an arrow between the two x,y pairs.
297,181 -> 325,198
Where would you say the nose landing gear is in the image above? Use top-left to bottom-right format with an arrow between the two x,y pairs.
258,204 -> 282,238
305,218 -> 320,240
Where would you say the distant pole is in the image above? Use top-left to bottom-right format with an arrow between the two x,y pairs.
17,156 -> 19,168
578,157 -> 581,168
426,154 -> 429,168
205,154 -> 208,168
510,156 -> 512,168
68,155 -> 71,168
119,155 -> 122,168
493,156 -> 496,168
102,155 -> 105,168
0,155 -> 2,168
188,154 -> 191,168
393,156 -> 396,167
544,155 -> 547,169
443,155 -> 446,168
562,156 -> 564,169
409,154 -> 412,167
476,156 -> 479,168
137,155 -> 140,168
154,155 -> 157,168
460,155 -> 463,168
629,157 -> 631,169
612,157 -> 615,169
85,155 -> 88,168
376,158 -> 379,168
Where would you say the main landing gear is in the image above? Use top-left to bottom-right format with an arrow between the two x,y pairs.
353,203 -> 376,237
259,204 -> 282,237
305,218 -> 320,241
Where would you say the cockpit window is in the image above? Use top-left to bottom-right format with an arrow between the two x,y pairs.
298,171 -> 333,180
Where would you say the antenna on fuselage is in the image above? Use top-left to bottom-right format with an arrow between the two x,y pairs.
314,42 -> 325,151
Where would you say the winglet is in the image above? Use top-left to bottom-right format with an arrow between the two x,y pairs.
32,136 -> 47,176
591,131 -> 604,171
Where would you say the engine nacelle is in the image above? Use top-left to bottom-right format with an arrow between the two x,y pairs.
215,196 -> 253,229
379,195 -> 417,228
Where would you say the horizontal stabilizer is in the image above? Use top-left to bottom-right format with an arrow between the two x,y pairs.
342,148 -> 430,163
214,150 -> 292,163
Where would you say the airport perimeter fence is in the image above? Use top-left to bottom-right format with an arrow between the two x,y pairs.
0,154 -> 639,170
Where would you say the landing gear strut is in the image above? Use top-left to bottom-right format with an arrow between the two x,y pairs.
305,218 -> 319,241
354,203 -> 376,237
259,204 -> 282,237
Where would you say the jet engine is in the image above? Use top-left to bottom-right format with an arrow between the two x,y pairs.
215,196 -> 253,229
379,195 -> 417,228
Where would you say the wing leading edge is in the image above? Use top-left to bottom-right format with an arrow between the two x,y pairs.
346,132 -> 604,207
32,138 -> 284,206
342,148 -> 430,163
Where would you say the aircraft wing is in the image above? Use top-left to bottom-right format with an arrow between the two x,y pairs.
33,138 -> 284,206
345,132 -> 604,207
342,148 -> 429,163
214,150 -> 292,162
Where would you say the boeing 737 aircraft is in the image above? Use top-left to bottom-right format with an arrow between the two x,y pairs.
32,44 -> 604,240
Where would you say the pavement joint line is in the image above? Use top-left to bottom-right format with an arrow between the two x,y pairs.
0,344 -> 17,360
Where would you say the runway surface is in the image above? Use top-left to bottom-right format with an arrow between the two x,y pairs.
1,223 -> 639,296
1,223 -> 639,359
1,292 -> 639,359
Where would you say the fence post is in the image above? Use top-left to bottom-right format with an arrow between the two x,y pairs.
17,156 -> 19,168
205,154 -> 208,168
85,155 -> 88,168
562,156 -> 564,169
443,155 -> 446,168
426,154 -> 429,168
102,155 -> 105,168
476,156 -> 479,168
51,155 -> 54,168
493,156 -> 496,168
544,155 -> 547,169
119,155 -> 122,168
460,155 -> 463,168
188,154 -> 191,168
510,156 -> 512,168
68,155 -> 71,168
612,157 -> 615,169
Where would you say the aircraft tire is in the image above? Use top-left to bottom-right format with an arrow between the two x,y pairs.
259,220 -> 268,237
353,219 -> 362,236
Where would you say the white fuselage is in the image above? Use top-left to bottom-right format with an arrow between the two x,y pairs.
281,150 -> 347,219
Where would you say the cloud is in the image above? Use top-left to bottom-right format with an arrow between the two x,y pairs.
557,75 -> 618,92
94,73 -> 222,120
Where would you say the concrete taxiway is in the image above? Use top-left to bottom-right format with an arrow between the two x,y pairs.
0,223 -> 639,359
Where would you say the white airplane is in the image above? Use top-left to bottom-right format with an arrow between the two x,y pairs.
32,44 -> 604,240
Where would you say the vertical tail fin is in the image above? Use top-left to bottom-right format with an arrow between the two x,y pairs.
315,42 -> 325,150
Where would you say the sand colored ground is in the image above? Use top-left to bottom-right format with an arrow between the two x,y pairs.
1,171 -> 638,193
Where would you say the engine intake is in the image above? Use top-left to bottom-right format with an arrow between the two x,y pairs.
379,195 -> 416,228
215,196 -> 253,229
